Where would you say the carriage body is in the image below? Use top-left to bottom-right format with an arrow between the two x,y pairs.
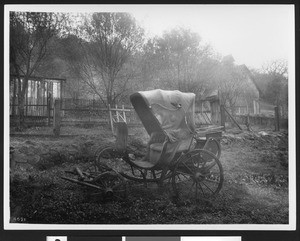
128,89 -> 222,168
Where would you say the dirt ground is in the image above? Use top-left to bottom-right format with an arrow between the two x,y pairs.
9,125 -> 289,224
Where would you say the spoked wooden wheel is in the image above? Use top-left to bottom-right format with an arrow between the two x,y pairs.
172,149 -> 224,201
90,170 -> 127,201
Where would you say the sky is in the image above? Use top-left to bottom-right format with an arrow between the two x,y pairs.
5,4 -> 294,70
128,5 -> 294,70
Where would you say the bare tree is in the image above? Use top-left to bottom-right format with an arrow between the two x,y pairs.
75,12 -> 144,106
144,27 -> 215,96
261,59 -> 288,116
262,59 -> 288,77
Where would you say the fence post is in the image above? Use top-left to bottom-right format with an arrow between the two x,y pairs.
115,122 -> 128,151
108,104 -> 114,134
53,99 -> 61,136
246,113 -> 250,131
274,106 -> 280,131
220,104 -> 226,131
12,80 -> 16,117
47,92 -> 52,126
25,92 -> 28,117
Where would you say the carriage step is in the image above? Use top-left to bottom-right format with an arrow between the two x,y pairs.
131,160 -> 155,169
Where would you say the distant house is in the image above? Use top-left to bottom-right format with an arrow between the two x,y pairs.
234,64 -> 261,115
235,65 -> 275,117
197,63 -> 275,126
10,75 -> 66,117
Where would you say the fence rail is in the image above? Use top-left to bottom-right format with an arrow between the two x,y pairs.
10,98 -> 287,133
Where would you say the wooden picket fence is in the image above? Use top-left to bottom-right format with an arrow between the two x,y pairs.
50,100 -> 140,136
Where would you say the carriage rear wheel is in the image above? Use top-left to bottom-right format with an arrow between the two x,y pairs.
172,149 -> 224,201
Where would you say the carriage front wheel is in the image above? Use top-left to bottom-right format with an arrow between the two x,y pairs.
172,149 -> 224,201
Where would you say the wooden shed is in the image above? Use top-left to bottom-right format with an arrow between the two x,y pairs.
10,75 -> 66,117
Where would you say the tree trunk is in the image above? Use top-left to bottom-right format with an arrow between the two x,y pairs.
107,94 -> 113,107
107,75 -> 116,106
17,76 -> 29,131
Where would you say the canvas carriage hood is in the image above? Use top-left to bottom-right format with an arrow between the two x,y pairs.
130,89 -> 196,142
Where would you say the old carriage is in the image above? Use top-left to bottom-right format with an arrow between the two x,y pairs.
62,89 -> 224,202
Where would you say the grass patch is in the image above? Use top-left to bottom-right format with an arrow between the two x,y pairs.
9,126 -> 289,224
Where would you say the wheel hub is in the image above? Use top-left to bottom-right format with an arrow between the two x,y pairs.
104,187 -> 114,198
194,171 -> 204,180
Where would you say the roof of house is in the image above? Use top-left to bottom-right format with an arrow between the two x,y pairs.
238,64 -> 263,97
11,74 -> 66,82
204,89 -> 219,101
197,61 -> 264,103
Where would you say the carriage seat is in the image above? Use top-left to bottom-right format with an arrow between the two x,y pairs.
150,137 -> 192,153
130,159 -> 157,169
148,136 -> 193,166
126,132 -> 193,169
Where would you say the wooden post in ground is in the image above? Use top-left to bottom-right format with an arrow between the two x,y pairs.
115,122 -> 128,151
220,104 -> 226,131
53,99 -> 61,136
12,79 -> 16,117
25,91 -> 28,117
61,97 -> 65,118
47,92 -> 52,126
246,113 -> 250,131
274,106 -> 280,131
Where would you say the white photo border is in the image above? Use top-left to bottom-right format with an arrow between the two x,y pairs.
3,4 -> 296,230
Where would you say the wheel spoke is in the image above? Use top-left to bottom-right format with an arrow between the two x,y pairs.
176,170 -> 191,179
203,178 -> 220,184
182,161 -> 195,174
201,180 -> 215,194
197,181 -> 205,196
189,180 -> 196,196
111,181 -> 124,190
90,192 -> 102,196
177,175 -> 190,184
203,161 -> 217,171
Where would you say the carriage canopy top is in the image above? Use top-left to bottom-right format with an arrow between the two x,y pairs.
130,89 -> 196,142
